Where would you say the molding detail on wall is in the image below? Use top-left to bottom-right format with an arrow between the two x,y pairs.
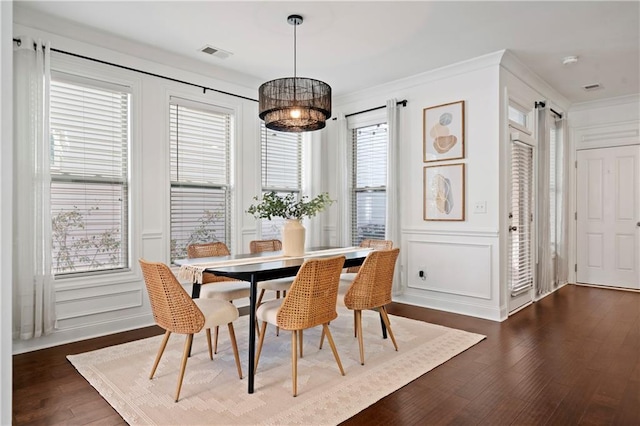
574,121 -> 640,149
406,240 -> 493,300
402,228 -> 499,238
141,231 -> 163,240
56,289 -> 143,321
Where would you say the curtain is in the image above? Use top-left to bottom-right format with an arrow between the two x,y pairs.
555,116 -> 570,286
385,99 -> 401,291
13,37 -> 56,339
536,105 -> 569,296
335,113 -> 351,246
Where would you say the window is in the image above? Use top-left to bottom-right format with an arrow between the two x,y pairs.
351,122 -> 388,245
50,75 -> 130,275
260,124 -> 303,240
169,100 -> 232,263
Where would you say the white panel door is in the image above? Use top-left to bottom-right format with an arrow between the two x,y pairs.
577,145 -> 639,289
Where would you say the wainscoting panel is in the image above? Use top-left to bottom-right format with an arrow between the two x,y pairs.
407,240 -> 492,299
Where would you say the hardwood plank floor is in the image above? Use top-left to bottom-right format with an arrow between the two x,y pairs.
13,284 -> 640,425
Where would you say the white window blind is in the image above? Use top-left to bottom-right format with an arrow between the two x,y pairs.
351,122 -> 387,245
509,140 -> 534,295
260,124 -> 302,240
170,101 -> 232,262
50,77 -> 130,275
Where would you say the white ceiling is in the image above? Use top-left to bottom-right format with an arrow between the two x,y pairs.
15,1 -> 640,104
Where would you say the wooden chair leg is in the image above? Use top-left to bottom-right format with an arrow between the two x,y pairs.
319,328 -> 325,349
255,322 -> 268,372
380,306 -> 398,351
354,310 -> 357,338
227,323 -> 243,379
206,329 -> 213,360
322,324 -> 345,376
291,330 -> 298,397
256,289 -> 266,307
299,329 -> 303,358
213,325 -> 219,354
175,334 -> 193,402
150,330 -> 171,379
356,310 -> 365,365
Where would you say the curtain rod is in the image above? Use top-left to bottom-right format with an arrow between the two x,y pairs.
333,100 -> 408,120
12,37 -> 258,103
534,101 -> 563,119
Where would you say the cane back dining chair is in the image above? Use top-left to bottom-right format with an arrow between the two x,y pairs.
254,255 -> 346,397
340,239 -> 393,286
187,242 -> 251,354
335,248 -> 400,365
138,259 -> 242,402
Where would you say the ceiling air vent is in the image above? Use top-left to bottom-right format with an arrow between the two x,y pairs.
199,45 -> 232,60
583,83 -> 602,91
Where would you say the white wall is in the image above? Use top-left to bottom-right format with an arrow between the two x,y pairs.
1,1 -> 13,420
324,52 -> 505,320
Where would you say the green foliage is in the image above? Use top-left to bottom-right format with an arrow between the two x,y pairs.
51,206 -> 122,273
247,191 -> 334,220
170,209 -> 223,261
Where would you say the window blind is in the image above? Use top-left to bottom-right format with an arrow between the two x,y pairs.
509,140 -> 534,295
351,123 -> 387,245
170,102 -> 232,262
50,78 -> 130,275
260,124 -> 302,240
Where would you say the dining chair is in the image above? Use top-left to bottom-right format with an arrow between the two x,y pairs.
254,255 -> 346,397
187,242 -> 251,354
138,259 -> 242,402
324,248 -> 400,365
340,239 -> 393,286
250,239 -> 292,307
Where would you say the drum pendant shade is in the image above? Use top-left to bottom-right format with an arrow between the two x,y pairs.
258,15 -> 332,132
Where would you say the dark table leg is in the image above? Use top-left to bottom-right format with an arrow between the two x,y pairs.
380,312 -> 388,339
191,282 -> 201,299
248,273 -> 258,394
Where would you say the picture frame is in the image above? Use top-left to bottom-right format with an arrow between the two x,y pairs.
423,100 -> 465,162
423,163 -> 465,221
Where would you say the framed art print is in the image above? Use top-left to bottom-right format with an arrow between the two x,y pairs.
423,163 -> 465,221
423,100 -> 465,162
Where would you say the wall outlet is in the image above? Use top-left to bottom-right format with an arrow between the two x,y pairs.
473,201 -> 487,214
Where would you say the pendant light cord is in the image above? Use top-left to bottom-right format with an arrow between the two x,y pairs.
293,20 -> 297,79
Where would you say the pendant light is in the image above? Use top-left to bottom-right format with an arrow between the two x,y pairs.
258,14 -> 332,132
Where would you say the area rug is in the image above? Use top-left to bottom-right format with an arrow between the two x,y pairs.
68,308 -> 485,425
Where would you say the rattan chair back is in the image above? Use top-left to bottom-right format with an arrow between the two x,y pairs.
249,239 -> 282,254
187,242 -> 231,258
277,255 -> 345,330
344,248 -> 400,311
139,259 -> 205,334
345,239 -> 393,273
187,242 -> 236,284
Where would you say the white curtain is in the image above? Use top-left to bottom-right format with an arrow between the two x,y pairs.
555,116 -> 570,286
385,99 -> 401,291
536,105 -> 569,296
13,37 -> 56,339
335,113 -> 351,246
536,106 -> 553,296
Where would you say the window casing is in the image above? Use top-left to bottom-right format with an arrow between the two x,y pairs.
350,122 -> 388,245
169,100 -> 233,262
260,124 -> 303,240
50,75 -> 131,276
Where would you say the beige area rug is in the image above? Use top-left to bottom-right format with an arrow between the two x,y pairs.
68,308 -> 485,425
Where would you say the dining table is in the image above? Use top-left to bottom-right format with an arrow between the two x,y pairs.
175,246 -> 373,394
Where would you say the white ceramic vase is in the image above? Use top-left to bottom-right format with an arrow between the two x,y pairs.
282,219 -> 305,257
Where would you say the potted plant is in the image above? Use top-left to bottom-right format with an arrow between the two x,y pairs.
247,191 -> 334,256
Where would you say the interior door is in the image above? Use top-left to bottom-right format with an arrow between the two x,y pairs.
508,132 -> 536,312
576,145 -> 639,289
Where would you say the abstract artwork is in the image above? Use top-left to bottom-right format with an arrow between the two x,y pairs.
424,163 -> 465,221
423,100 -> 465,162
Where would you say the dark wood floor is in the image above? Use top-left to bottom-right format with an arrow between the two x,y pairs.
13,284 -> 640,425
